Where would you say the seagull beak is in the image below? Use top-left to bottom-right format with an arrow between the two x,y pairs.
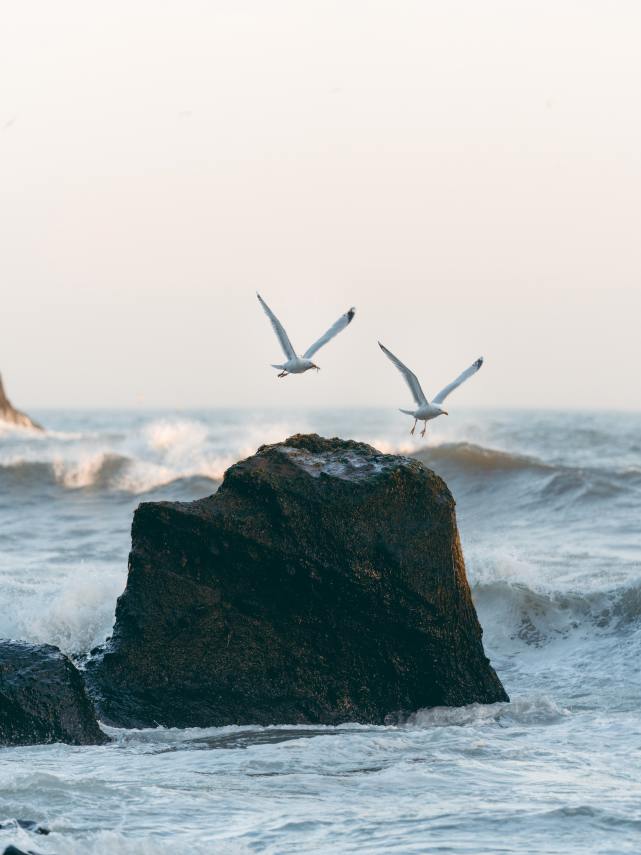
443,411 -> 449,416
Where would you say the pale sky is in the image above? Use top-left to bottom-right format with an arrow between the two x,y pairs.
1,1 -> 640,409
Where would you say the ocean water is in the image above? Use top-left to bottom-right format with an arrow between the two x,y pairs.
1,407 -> 640,854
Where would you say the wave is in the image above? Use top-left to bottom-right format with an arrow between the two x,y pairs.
413,441 -> 641,509
0,827 -> 220,855
415,440 -> 641,484
406,696 -> 570,728
0,417 -> 317,494
0,419 -> 233,494
0,454 -> 224,493
414,441 -> 552,474
540,806 -> 641,830
471,572 -> 641,652
0,562 -> 126,655
2,424 -> 639,502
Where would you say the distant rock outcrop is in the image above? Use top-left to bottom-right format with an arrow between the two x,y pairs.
0,375 -> 42,430
86,434 -> 508,728
0,640 -> 108,746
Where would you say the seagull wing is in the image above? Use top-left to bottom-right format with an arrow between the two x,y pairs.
432,357 -> 484,404
303,307 -> 356,359
378,342 -> 428,407
256,292 -> 296,360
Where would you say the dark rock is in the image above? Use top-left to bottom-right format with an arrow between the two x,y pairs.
2,847 -> 48,855
86,434 -> 508,727
0,641 -> 108,746
0,375 -> 42,431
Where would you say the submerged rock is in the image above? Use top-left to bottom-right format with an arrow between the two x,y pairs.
87,434 -> 508,727
2,847 -> 47,855
0,375 -> 42,431
0,641 -> 108,746
0,823 -> 48,836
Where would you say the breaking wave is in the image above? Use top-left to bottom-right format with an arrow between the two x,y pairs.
415,441 -> 552,474
473,576 -> 641,646
1,421 -> 639,506
415,440 -> 641,485
0,562 -> 125,655
0,418 -> 297,494
413,441 -> 641,512
406,696 -> 570,728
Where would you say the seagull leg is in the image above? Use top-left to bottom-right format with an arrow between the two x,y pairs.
277,371 -> 288,378
410,419 -> 417,435
420,422 -> 427,438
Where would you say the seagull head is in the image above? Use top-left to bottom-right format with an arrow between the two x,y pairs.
312,363 -> 320,371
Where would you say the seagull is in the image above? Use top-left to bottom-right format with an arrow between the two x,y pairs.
257,292 -> 356,377
379,342 -> 483,437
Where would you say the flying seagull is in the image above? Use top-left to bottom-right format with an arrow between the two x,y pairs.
257,292 -> 356,377
379,343 -> 483,437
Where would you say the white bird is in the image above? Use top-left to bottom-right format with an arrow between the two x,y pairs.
379,342 -> 483,437
257,292 -> 356,377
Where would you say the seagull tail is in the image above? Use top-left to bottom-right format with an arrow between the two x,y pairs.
399,409 -> 415,416
271,364 -> 285,370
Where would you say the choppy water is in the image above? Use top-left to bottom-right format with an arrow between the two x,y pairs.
1,408 -> 640,853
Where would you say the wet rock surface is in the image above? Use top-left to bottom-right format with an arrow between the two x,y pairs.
86,434 -> 508,727
0,641 -> 108,746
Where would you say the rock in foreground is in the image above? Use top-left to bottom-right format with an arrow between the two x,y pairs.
0,641 -> 108,746
87,435 -> 508,727
0,375 -> 42,431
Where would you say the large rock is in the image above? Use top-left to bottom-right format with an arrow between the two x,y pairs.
86,435 -> 507,727
0,375 -> 42,431
0,641 -> 108,746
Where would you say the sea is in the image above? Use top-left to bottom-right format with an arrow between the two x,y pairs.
0,407 -> 640,854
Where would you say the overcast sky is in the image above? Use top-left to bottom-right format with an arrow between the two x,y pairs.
2,1 -> 640,409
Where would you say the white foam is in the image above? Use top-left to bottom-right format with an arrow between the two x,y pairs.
407,696 -> 570,728
0,564 -> 125,655
35,417 -> 316,492
62,832 -> 250,855
143,419 -> 209,455
51,452 -> 113,489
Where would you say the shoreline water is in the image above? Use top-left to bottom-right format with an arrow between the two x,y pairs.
1,407 -> 640,853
